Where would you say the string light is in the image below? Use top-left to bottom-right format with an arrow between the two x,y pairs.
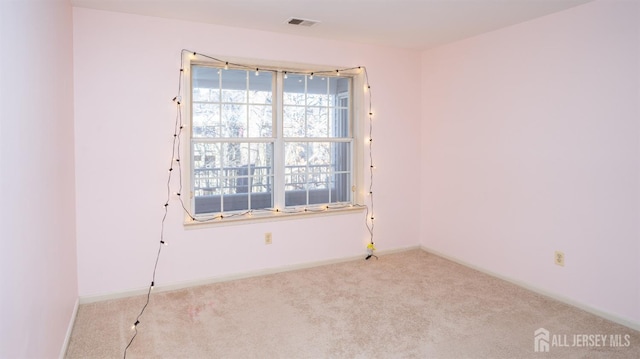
124,49 -> 378,356
361,66 -> 377,260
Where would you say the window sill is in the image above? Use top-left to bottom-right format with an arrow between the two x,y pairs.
183,204 -> 367,229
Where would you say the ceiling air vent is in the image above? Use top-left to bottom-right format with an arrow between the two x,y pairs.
287,18 -> 319,27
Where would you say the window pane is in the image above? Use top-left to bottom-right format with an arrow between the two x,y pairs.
248,105 -> 272,137
329,77 -> 350,101
193,142 -> 222,171
192,103 -> 220,138
332,173 -> 351,202
306,107 -> 328,137
221,104 -> 247,137
329,77 -> 350,138
283,106 -> 305,137
247,72 -> 273,138
308,187 -> 330,205
332,142 -> 351,203
285,142 -> 307,167
332,142 -> 351,170
192,66 -> 220,102
284,185 -> 306,207
283,74 -> 305,105
249,72 -> 272,104
221,69 -> 247,103
307,77 -> 328,106
309,142 -> 330,167
284,142 -> 306,206
330,105 -> 349,138
193,142 -> 222,214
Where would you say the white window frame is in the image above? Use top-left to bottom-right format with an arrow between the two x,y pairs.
182,55 -> 366,226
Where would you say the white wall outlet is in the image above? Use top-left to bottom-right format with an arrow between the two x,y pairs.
264,232 -> 272,245
554,251 -> 565,267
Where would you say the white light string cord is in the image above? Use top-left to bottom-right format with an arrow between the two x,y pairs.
123,49 -> 377,357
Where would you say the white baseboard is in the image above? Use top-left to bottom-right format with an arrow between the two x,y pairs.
59,297 -> 79,359
80,245 -> 419,304
420,246 -> 640,332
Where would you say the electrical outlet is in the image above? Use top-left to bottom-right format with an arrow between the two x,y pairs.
554,251 -> 565,267
265,232 -> 272,245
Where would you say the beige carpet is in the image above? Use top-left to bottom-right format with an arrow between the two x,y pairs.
66,249 -> 639,358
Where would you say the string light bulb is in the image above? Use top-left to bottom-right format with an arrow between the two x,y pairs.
309,73 -> 314,80
224,62 -> 229,70
283,71 -> 288,79
255,68 -> 259,76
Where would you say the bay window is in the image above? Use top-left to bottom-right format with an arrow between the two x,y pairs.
187,59 -> 361,221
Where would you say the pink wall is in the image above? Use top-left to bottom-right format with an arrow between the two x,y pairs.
0,0 -> 78,357
73,8 -> 421,297
421,0 -> 639,327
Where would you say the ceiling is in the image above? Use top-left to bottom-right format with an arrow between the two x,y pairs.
71,0 -> 593,50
